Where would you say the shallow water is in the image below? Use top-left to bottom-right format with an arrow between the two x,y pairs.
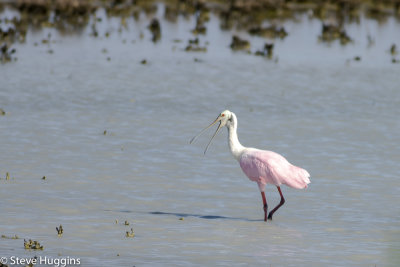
1,6 -> 400,267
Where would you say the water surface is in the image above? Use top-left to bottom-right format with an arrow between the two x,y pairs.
1,7 -> 399,267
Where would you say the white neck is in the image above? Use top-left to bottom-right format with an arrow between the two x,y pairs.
227,113 -> 245,161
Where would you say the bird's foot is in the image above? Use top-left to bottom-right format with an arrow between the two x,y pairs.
267,213 -> 273,220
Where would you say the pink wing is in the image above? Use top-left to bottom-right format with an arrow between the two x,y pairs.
239,149 -> 310,191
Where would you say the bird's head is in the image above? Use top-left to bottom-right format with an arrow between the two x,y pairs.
190,110 -> 234,154
219,110 -> 233,127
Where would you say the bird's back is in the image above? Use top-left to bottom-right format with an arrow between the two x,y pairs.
239,148 -> 310,190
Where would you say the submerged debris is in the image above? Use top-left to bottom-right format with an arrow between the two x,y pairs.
389,43 -> 398,61
24,239 -> 43,250
191,21 -> 207,35
230,35 -> 250,51
255,43 -> 274,58
319,23 -> 352,45
248,25 -> 288,39
390,44 -> 398,55
125,228 -> 135,238
188,38 -> 199,45
185,38 -> 207,52
148,18 -> 161,42
1,234 -> 19,239
124,220 -> 130,226
0,43 -> 16,63
56,225 -> 63,237
191,6 -> 209,35
0,108 -> 5,115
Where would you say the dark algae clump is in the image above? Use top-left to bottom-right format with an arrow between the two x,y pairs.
319,23 -> 352,45
24,239 -> 44,250
56,225 -> 63,237
0,43 -> 16,63
230,35 -> 250,51
148,18 -> 161,42
185,38 -> 207,52
255,43 -> 274,58
126,228 -> 135,238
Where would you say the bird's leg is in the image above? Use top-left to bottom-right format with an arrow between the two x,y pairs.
268,186 -> 285,220
261,191 -> 268,222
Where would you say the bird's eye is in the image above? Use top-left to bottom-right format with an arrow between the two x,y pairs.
221,114 -> 225,117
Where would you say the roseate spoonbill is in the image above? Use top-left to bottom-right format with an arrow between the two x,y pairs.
190,110 -> 310,221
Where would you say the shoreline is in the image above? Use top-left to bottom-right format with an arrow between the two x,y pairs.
1,0 -> 399,63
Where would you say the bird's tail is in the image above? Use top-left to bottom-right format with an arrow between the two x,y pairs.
284,165 -> 310,189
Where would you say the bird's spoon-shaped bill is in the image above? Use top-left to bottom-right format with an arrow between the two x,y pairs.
203,121 -> 223,154
190,116 -> 223,154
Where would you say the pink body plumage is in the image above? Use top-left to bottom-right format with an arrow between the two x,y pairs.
239,148 -> 310,192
